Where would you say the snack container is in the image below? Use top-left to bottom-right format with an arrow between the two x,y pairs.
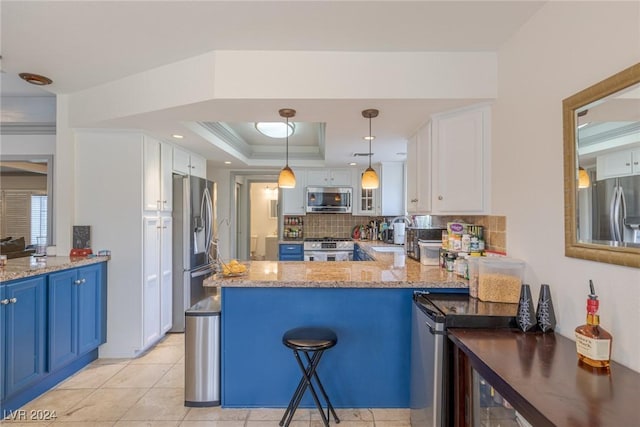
477,257 -> 525,303
467,256 -> 481,298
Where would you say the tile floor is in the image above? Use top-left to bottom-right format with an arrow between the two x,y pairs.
1,333 -> 410,426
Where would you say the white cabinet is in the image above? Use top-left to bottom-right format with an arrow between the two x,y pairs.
307,168 -> 353,187
143,137 -> 172,212
355,162 -> 404,216
406,124 -> 432,214
431,104 -> 490,214
596,148 -> 640,180
281,169 -> 307,215
75,130 -> 174,357
405,105 -> 491,215
173,146 -> 207,179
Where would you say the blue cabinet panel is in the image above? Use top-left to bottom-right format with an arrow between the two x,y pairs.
279,243 -> 303,261
48,269 -> 78,371
221,287 -> 413,408
77,264 -> 103,354
4,276 -> 46,397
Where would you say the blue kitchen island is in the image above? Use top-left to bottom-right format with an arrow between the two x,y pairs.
208,252 -> 467,408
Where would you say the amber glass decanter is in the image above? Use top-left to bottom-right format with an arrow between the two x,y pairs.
574,280 -> 612,370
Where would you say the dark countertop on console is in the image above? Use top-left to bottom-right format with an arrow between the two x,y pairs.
448,329 -> 639,427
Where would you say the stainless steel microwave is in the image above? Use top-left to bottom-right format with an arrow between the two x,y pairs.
306,187 -> 352,213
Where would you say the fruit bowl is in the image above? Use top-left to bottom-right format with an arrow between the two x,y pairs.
219,259 -> 249,277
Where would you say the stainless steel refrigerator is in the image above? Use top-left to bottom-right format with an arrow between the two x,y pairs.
171,174 -> 217,332
591,175 -> 640,246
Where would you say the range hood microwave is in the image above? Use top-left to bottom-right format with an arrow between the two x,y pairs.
306,187 -> 352,213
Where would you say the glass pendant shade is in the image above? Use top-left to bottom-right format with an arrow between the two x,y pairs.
278,165 -> 296,188
362,167 -> 379,189
361,109 -> 380,190
578,167 -> 590,189
278,108 -> 297,189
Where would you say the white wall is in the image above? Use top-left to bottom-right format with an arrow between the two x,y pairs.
495,1 -> 640,371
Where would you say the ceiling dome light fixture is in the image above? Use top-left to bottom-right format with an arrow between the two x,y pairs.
255,121 -> 295,139
361,109 -> 380,190
19,72 -> 53,86
278,108 -> 296,189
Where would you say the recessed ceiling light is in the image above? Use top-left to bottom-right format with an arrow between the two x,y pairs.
172,134 -> 184,139
255,122 -> 295,138
19,72 -> 53,86
348,162 -> 357,166
224,161 -> 232,165
363,136 -> 375,141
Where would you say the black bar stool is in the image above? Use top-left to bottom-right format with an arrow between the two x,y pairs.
279,327 -> 340,427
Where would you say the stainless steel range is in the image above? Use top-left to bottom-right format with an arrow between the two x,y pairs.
303,237 -> 354,261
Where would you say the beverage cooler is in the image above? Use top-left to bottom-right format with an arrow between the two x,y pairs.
470,369 -> 532,427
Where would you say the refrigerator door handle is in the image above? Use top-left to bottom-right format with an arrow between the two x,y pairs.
619,185 -> 627,242
203,187 -> 214,261
609,186 -> 618,241
191,265 -> 216,278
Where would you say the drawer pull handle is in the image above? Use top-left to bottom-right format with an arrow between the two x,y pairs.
0,299 -> 9,305
9,298 -> 17,304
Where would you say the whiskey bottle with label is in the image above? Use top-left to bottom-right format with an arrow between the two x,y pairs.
574,280 -> 612,370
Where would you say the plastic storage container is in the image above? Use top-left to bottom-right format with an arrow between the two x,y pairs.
467,256 -> 481,298
477,257 -> 525,303
418,241 -> 441,265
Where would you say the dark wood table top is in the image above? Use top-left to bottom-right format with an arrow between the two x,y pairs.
448,328 -> 640,427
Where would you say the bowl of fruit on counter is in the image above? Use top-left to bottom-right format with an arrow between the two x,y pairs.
219,258 -> 249,277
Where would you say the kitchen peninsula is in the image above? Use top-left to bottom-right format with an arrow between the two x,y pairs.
207,243 -> 467,408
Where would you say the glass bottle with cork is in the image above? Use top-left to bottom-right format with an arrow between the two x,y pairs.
575,280 -> 612,370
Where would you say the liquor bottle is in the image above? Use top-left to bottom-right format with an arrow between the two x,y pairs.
575,280 -> 612,370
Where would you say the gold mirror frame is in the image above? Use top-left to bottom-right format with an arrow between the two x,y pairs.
563,62 -> 640,268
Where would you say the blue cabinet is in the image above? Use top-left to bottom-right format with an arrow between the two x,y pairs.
48,263 -> 106,371
1,261 -> 107,415
1,276 -> 46,398
278,243 -> 303,261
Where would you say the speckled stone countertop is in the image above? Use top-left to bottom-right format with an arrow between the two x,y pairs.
206,240 -> 467,289
0,256 -> 110,283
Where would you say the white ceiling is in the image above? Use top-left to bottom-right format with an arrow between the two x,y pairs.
0,0 -> 547,169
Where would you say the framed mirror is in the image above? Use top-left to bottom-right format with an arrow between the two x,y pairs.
563,62 -> 640,268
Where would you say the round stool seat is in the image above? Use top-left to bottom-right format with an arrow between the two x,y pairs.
282,327 -> 337,352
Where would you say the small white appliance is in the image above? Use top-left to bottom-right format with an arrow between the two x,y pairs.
393,223 -> 406,245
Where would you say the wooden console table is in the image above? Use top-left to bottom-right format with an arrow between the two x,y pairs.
448,329 -> 639,427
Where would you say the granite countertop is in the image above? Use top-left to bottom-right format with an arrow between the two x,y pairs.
207,240 -> 468,289
0,255 -> 110,283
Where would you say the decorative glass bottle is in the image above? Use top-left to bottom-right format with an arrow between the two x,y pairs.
575,280 -> 612,370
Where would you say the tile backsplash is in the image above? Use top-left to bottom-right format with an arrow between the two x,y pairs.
298,214 -> 508,253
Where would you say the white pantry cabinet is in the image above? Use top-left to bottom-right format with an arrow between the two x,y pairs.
143,137 -> 173,212
173,146 -> 207,179
75,130 -> 173,358
306,168 -> 353,187
281,169 -> 307,215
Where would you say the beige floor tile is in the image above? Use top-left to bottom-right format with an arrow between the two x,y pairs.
183,407 -> 249,422
310,421 -> 372,427
375,421 -> 411,427
119,388 -> 189,421
130,345 -> 184,365
12,388 -> 95,421
0,423 -> 52,426
56,388 -> 148,422
91,358 -> 131,366
248,408 -> 311,422
154,364 -> 185,389
113,421 -> 180,427
157,333 -> 185,347
102,364 -> 173,388
310,408 -> 373,422
56,363 -> 127,389
370,408 -> 410,421
246,422 -> 308,427
49,422 -> 116,426
179,422 -> 245,427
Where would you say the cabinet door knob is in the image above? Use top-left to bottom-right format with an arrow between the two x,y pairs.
411,198 -> 418,203
74,279 -> 82,285
0,299 -> 9,305
626,163 -> 631,166
438,195 -> 444,200
9,297 -> 17,304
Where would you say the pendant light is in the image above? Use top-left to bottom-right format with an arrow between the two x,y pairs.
278,108 -> 296,188
361,109 -> 380,189
578,166 -> 590,189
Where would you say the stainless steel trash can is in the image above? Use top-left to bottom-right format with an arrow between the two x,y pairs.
184,295 -> 221,407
